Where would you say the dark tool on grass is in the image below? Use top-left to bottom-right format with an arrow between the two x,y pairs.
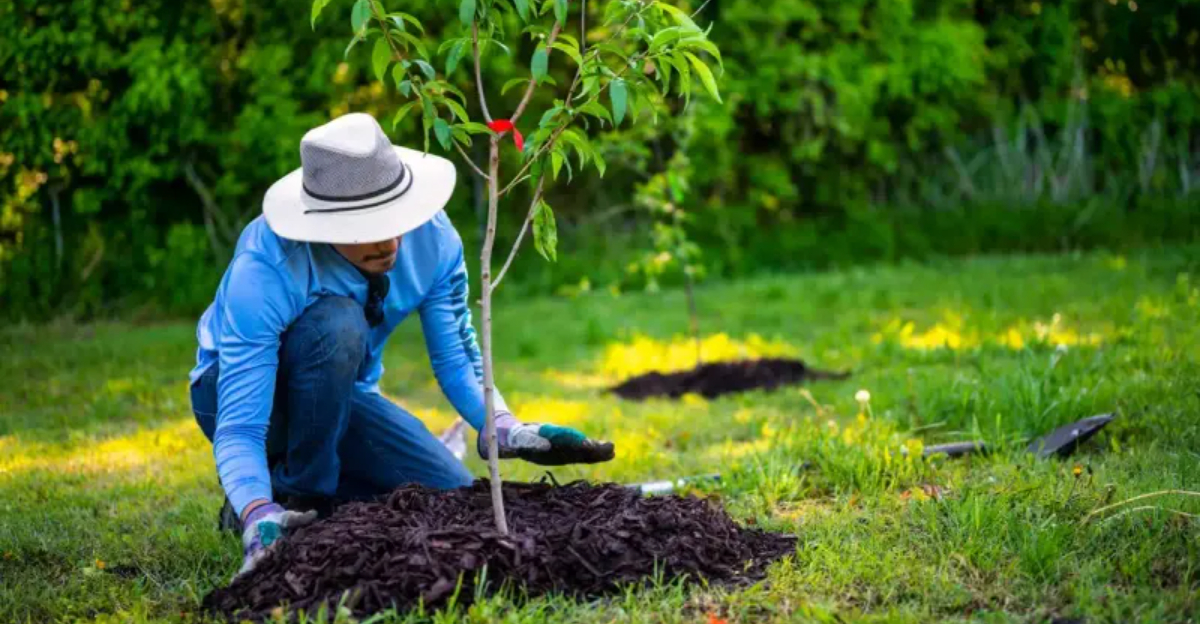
922,441 -> 989,458
914,414 -> 1114,462
1026,413 -> 1115,459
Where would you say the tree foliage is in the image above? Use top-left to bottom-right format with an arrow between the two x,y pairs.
2,0 -> 1199,320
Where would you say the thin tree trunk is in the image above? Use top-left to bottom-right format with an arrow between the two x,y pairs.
474,141 -> 487,242
49,184 -> 63,272
684,268 -> 701,367
480,136 -> 509,535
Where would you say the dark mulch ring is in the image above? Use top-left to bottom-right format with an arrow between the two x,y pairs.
610,357 -> 850,401
203,481 -> 796,621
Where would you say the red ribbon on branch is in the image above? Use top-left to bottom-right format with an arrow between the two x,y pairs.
486,119 -> 525,152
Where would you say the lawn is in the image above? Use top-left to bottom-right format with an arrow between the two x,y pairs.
2,247 -> 1198,623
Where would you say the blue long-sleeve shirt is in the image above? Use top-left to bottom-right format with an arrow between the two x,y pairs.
189,211 -> 507,515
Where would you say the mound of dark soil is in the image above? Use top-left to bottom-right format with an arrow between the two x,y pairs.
203,481 -> 795,621
610,358 -> 849,401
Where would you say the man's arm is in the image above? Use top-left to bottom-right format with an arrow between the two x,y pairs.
214,252 -> 299,517
417,244 -> 508,432
418,220 -> 614,466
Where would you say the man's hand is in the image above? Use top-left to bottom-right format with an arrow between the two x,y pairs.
480,412 -> 615,466
234,503 -> 318,580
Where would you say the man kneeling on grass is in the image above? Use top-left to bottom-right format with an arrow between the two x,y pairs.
188,113 -> 613,578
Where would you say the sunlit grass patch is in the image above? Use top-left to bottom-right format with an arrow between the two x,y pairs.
0,418 -> 205,478
872,311 -> 1111,352
598,332 -> 796,379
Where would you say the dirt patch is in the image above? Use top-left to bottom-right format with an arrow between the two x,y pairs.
203,481 -> 795,621
609,358 -> 849,401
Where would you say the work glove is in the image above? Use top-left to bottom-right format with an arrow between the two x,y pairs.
235,502 -> 318,580
479,411 -> 615,465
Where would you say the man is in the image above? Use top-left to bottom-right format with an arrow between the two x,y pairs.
188,112 -> 612,577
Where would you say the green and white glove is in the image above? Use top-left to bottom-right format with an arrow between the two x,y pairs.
479,412 -> 615,466
235,503 -> 318,580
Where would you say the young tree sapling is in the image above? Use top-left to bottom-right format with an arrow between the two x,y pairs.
315,0 -> 723,534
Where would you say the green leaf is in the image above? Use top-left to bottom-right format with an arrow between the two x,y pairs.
531,47 -> 549,84
456,122 -> 494,135
669,51 -> 691,102
459,0 -> 476,26
656,2 -> 701,32
311,0 -> 333,29
553,0 -> 567,26
491,39 -> 512,56
501,77 -> 530,95
593,150 -> 607,177
371,38 -> 391,83
556,32 -> 579,50
514,0 -> 530,21
393,65 -> 409,93
390,12 -> 425,34
610,79 -> 628,125
451,126 -> 472,146
649,27 -> 683,52
550,42 -> 583,66
351,0 -> 371,34
434,118 -> 452,150
594,42 -> 628,61
577,100 -> 612,126
414,59 -> 436,80
444,99 -> 469,123
445,40 -> 466,75
538,105 -> 563,129
344,32 -> 364,59
550,150 -> 564,180
683,51 -> 721,103
391,101 -> 420,130
428,79 -> 468,103
656,56 -> 672,93
396,31 -> 429,59
533,200 -> 558,262
678,36 -> 723,69
559,128 -> 592,170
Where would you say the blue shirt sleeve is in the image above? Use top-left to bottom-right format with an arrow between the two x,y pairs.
418,244 -> 509,432
214,252 -> 300,516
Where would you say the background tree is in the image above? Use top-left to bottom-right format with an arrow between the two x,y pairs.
629,111 -> 705,366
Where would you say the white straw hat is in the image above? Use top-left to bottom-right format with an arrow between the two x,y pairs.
263,112 -> 456,244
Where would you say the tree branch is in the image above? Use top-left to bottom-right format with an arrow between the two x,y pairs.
495,124 -> 569,197
454,141 -> 491,180
498,174 -> 530,198
371,6 -> 409,75
510,20 -> 563,126
496,3 -> 652,201
183,158 -> 236,248
472,22 -> 494,123
492,176 -> 546,291
690,0 -> 714,18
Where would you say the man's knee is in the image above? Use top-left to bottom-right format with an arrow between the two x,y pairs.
283,296 -> 370,376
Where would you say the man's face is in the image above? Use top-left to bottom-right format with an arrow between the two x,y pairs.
333,236 -> 401,274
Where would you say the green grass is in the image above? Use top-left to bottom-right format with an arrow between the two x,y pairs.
2,246 -> 1199,623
